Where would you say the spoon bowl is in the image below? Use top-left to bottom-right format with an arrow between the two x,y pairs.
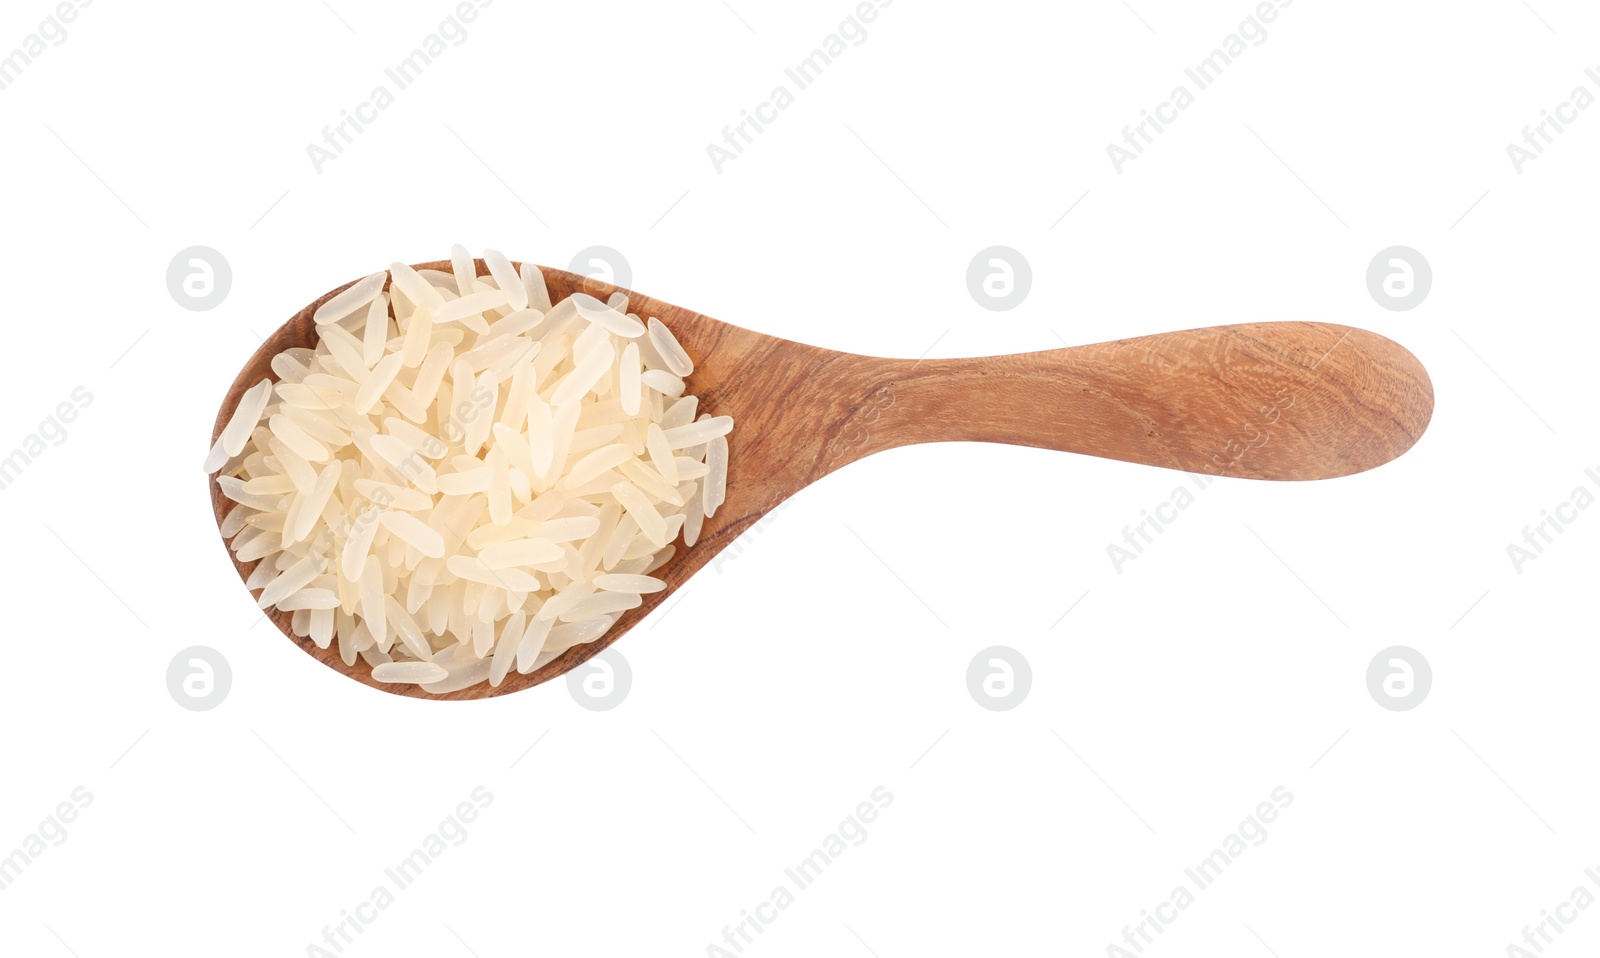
211,261 -> 1434,699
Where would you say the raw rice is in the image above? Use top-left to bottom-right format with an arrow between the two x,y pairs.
210,247 -> 729,689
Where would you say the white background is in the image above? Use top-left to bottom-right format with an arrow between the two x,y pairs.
1,1 -> 1596,955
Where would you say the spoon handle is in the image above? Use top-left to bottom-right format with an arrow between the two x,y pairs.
836,322 -> 1432,481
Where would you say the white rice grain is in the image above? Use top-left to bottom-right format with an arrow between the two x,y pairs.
420,657 -> 492,693
641,369 -> 685,398
213,247 -> 734,692
544,615 -> 616,654
314,270 -> 388,326
662,416 -> 733,450
483,248 -> 528,312
619,342 -> 642,417
362,292 -> 391,366
611,481 -> 667,547
222,379 -> 274,456
704,435 -> 729,518
379,509 -> 446,557
520,262 -> 553,312
372,661 -> 448,684
515,616 -> 553,672
571,293 -> 646,338
647,317 -> 694,377
593,573 -> 666,594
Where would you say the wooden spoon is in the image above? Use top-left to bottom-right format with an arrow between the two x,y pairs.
211,262 -> 1433,700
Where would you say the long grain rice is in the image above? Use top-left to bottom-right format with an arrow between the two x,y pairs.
211,248 -> 731,689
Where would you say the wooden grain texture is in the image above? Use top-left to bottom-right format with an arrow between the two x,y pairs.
210,263 -> 1433,700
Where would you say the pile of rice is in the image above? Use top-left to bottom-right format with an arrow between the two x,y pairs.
207,247 -> 731,692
